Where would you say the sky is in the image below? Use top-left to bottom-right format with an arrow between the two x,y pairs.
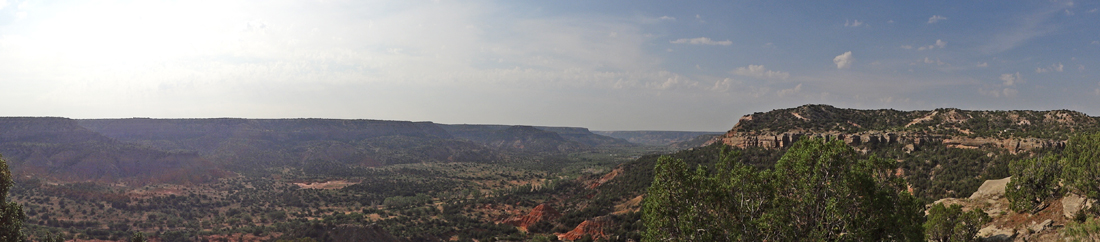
0,0 -> 1098,131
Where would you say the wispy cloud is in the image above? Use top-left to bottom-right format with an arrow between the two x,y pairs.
658,16 -> 675,21
1035,63 -> 1064,73
980,3 -> 1071,54
844,19 -> 864,27
732,65 -> 790,79
928,15 -> 947,24
917,39 -> 947,50
921,57 -> 946,66
777,83 -> 802,97
833,51 -> 853,69
979,88 -> 1018,98
1000,72 -> 1023,86
670,37 -> 732,45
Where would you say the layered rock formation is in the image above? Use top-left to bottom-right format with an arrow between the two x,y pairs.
716,105 -> 1084,153
557,216 -> 614,241
503,204 -> 561,231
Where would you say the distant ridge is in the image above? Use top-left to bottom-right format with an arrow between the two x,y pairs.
0,117 -> 225,184
0,118 -> 642,183
718,104 -> 1098,152
592,131 -> 723,146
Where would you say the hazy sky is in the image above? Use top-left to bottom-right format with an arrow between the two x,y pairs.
1,0 -> 1097,131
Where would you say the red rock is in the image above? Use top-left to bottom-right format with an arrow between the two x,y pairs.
557,216 -> 614,241
503,204 -> 560,230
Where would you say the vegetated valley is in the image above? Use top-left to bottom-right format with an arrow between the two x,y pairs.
2,104 -> 1099,241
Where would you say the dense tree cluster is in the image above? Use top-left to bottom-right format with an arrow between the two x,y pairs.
643,138 -> 924,241
923,203 -> 990,242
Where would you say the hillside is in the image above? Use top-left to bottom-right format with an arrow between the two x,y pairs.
541,105 -> 1100,241
7,105 -> 1099,242
77,118 -> 495,172
0,117 -> 224,184
440,124 -> 634,149
720,104 -> 1096,151
591,131 -> 723,147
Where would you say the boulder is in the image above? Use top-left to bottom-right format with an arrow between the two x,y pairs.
977,225 -> 1015,242
969,177 -> 1011,200
1027,219 -> 1052,234
1063,193 -> 1094,219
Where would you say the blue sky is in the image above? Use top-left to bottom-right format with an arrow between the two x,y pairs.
0,0 -> 1097,131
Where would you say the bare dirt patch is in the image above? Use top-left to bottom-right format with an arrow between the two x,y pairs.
293,180 -> 359,189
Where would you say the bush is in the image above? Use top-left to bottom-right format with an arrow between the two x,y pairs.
1005,155 -> 1062,213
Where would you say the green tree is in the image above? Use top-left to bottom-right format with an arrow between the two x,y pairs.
1062,132 -> 1100,202
923,203 -> 990,242
1005,155 -> 1061,213
130,232 -> 147,242
0,155 -> 28,242
643,138 -> 924,241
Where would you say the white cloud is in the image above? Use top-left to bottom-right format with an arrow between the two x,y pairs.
978,88 -> 1018,98
1092,40 -> 1099,45
1000,72 -> 1023,86
1089,8 -> 1098,13
921,57 -> 946,65
0,0 -> 8,10
777,83 -> 802,97
928,15 -> 947,24
669,37 -> 732,45
658,16 -> 675,21
977,62 -> 989,67
845,19 -> 864,27
732,65 -> 790,79
1035,63 -> 1064,73
916,39 -> 947,50
708,78 -> 739,92
900,45 -> 912,49
833,51 -> 853,69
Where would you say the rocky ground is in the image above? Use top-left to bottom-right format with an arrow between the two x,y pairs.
938,177 -> 1093,242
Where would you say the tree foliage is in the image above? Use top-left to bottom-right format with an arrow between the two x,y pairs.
1005,155 -> 1062,213
1,155 -> 28,242
923,203 -> 990,242
643,138 -> 924,241
1061,132 -> 1100,201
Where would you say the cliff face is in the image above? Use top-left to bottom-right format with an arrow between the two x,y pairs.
718,105 -> 1089,153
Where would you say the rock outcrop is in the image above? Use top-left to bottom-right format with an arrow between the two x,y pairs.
503,204 -> 561,231
933,177 -> 1092,242
1062,193 -> 1094,219
557,216 -> 614,241
717,105 -> 1081,153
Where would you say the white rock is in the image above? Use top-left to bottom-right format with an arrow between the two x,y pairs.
969,177 -> 1011,200
1063,193 -> 1093,219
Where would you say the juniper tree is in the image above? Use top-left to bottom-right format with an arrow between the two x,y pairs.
0,155 -> 28,242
